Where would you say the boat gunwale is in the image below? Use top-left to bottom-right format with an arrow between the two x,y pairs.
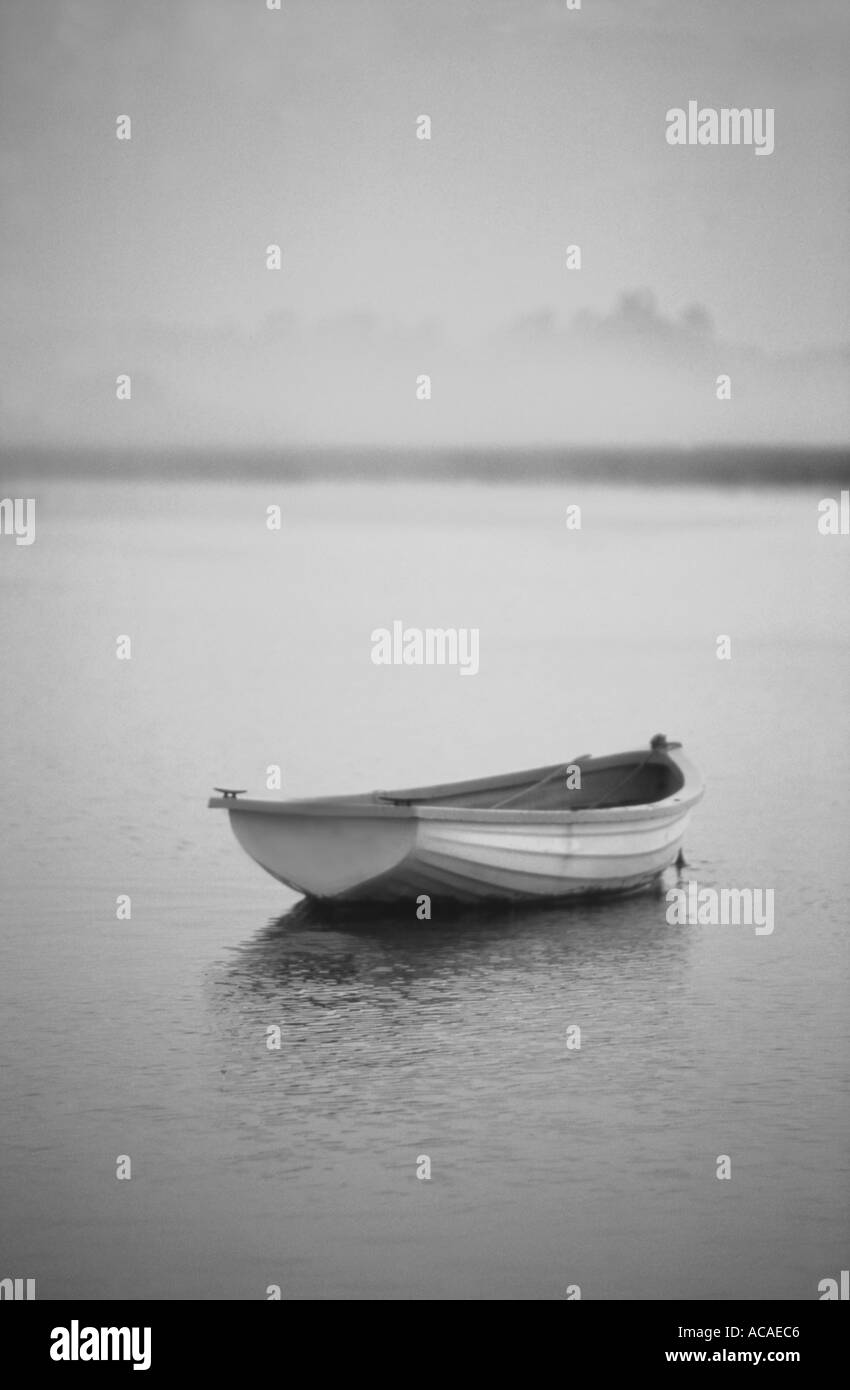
209,796 -> 701,824
208,750 -> 703,825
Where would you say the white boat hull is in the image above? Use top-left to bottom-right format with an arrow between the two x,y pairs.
212,741 -> 703,905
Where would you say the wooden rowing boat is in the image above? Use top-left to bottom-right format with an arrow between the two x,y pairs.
208,734 -> 703,906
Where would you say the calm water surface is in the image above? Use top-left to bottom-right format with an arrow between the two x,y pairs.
1,478 -> 848,1299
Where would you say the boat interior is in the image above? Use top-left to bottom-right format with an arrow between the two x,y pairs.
378,751 -> 685,812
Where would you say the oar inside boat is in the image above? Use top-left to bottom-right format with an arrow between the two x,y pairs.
491,756 -> 590,810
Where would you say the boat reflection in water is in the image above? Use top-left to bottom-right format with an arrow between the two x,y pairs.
199,858 -> 709,1299
211,859 -> 697,1033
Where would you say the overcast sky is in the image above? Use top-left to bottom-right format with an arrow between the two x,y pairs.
2,0 -> 848,447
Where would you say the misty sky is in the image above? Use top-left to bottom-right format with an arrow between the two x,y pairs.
1,0 -> 848,446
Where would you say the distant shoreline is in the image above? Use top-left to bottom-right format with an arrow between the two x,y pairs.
1,445 -> 847,487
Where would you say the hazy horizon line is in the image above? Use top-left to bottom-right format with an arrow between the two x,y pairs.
2,443 -> 847,489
